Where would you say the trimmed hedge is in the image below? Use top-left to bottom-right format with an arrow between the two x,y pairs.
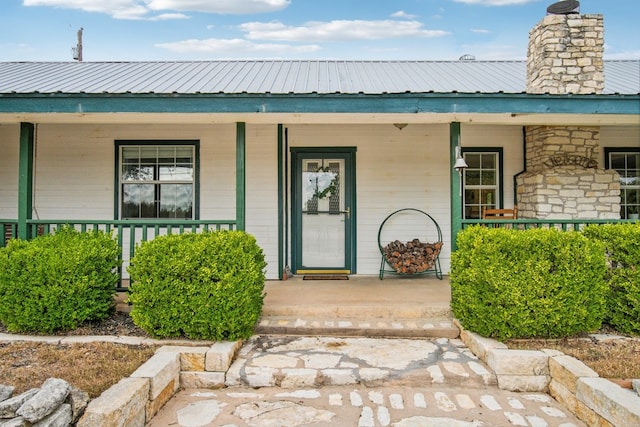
0,227 -> 120,333
127,230 -> 266,341
451,226 -> 607,340
583,223 -> 640,335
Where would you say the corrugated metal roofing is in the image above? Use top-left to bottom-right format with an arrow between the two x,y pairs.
0,60 -> 638,95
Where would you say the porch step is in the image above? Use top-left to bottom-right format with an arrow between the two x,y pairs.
255,316 -> 459,339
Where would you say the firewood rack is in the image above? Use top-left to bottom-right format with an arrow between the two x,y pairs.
377,208 -> 443,280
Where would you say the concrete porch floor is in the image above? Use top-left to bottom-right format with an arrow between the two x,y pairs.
257,275 -> 457,338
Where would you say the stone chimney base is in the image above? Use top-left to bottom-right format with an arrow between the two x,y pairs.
516,167 -> 620,219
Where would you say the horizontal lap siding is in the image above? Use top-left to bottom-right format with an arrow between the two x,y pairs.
245,124 -> 280,279
600,126 -> 640,153
0,124 -> 19,217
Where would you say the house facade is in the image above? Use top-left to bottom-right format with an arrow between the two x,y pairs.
0,11 -> 639,281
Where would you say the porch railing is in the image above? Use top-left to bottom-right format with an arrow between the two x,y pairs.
462,218 -> 637,230
1,219 -> 18,247
2,219 -> 237,291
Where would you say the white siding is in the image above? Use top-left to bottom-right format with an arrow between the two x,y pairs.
245,124 -> 280,278
0,124 -> 19,218
600,126 -> 640,158
461,124 -> 525,210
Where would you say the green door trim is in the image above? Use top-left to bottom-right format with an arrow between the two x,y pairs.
290,147 -> 357,274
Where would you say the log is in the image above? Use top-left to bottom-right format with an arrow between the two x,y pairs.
382,239 -> 443,274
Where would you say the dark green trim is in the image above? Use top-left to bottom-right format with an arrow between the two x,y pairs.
461,147 -> 505,209
290,147 -> 357,273
1,92 -> 638,115
450,123 -> 462,252
18,122 -> 34,240
277,124 -> 284,279
114,140 -> 200,220
236,122 -> 246,231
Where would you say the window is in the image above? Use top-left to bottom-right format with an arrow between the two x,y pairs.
462,149 -> 503,219
606,148 -> 640,219
116,142 -> 198,219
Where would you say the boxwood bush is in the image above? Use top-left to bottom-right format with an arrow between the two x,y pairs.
583,223 -> 640,335
127,230 -> 266,341
451,226 -> 607,340
0,227 -> 120,333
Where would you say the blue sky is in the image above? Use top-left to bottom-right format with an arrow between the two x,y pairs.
2,0 -> 638,61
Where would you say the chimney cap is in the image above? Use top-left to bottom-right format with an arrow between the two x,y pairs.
547,0 -> 580,15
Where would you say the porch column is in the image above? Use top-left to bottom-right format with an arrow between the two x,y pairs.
18,122 -> 35,240
236,122 -> 246,231
450,122 -> 462,252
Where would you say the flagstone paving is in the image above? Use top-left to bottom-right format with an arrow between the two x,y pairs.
148,336 -> 586,426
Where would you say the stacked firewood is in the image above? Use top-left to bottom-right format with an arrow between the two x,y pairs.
382,239 -> 443,274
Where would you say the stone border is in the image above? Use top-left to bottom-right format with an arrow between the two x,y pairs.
76,340 -> 242,427
455,319 -> 640,426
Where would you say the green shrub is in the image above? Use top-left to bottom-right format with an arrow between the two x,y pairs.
583,223 -> 640,335
0,227 -> 120,333
127,230 -> 266,341
451,226 -> 607,340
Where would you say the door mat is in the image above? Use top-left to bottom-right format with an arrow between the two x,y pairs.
303,275 -> 349,280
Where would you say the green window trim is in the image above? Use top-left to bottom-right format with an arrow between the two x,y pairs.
605,147 -> 640,219
114,140 -> 200,220
461,148 -> 504,219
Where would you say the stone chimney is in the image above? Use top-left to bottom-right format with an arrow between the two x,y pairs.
516,6 -> 620,220
527,13 -> 604,94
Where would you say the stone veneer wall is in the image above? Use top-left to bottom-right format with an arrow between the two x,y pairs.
517,126 -> 620,219
519,12 -> 620,219
527,14 -> 604,95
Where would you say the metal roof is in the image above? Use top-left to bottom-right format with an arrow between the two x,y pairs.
0,60 -> 638,95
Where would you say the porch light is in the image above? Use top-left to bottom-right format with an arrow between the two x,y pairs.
453,141 -> 468,196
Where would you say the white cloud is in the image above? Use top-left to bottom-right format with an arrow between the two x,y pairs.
156,38 -> 321,57
146,0 -> 290,14
239,20 -> 449,42
453,0 -> 537,5
23,0 -> 290,19
391,10 -> 418,20
148,13 -> 189,21
471,29 -> 490,34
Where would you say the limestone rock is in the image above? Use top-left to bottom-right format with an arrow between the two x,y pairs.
0,385 -> 14,402
32,403 -> 72,427
233,400 -> 334,426
16,378 -> 71,423
633,379 -> 640,396
1,416 -> 29,427
67,387 -> 90,423
0,389 -> 39,418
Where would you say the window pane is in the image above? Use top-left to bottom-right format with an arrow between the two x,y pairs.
465,170 -> 481,186
481,154 -> 495,169
122,165 -> 153,181
160,184 -> 193,219
159,165 -> 193,181
610,154 -> 626,170
465,154 -> 481,168
481,171 -> 496,186
122,184 -> 155,218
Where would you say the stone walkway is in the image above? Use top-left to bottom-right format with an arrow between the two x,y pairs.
148,336 -> 586,426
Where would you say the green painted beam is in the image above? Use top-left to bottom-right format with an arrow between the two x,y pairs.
1,92 -> 638,115
236,122 -> 246,231
277,124 -> 284,280
18,122 -> 34,240
450,122 -> 462,252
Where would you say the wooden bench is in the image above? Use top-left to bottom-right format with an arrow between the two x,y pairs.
483,207 -> 517,220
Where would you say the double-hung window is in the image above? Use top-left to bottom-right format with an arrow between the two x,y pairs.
462,149 -> 503,219
116,141 -> 198,219
605,148 -> 640,219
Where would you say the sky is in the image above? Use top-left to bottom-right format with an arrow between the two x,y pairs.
1,0 -> 639,62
